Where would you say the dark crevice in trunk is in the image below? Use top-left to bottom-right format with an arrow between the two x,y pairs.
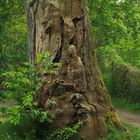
29,0 -> 37,7
52,16 -> 64,63
69,37 -> 74,45
45,27 -> 52,41
72,17 -> 82,27
52,47 -> 62,63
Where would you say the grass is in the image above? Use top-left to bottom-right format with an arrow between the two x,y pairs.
101,123 -> 140,140
111,96 -> 140,114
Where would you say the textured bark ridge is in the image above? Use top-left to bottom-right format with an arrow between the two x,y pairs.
26,0 -> 123,139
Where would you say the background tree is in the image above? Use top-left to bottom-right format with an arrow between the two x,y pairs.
0,0 -> 27,98
0,0 -> 27,69
88,0 -> 140,69
26,0 -> 122,139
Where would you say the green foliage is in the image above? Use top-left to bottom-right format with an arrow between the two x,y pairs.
103,72 -> 112,94
101,123 -> 129,140
0,118 -> 38,140
97,36 -> 140,68
0,0 -> 27,67
101,123 -> 140,140
1,51 -> 61,125
46,123 -> 81,140
36,52 -> 62,75
111,63 -> 140,102
0,52 -> 80,139
112,97 -> 140,114
88,0 -> 140,106
0,0 -> 27,98
0,120 -> 81,140
88,0 -> 140,69
102,63 -> 140,104
1,61 -> 52,125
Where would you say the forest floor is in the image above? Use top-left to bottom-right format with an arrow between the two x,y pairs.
0,101 -> 140,140
117,109 -> 140,128
1,101 -> 140,128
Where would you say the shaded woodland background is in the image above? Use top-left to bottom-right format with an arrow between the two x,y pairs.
0,0 -> 140,139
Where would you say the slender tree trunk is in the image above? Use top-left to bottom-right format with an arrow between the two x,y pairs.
26,0 -> 123,139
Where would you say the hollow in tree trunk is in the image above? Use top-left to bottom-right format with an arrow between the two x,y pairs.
26,0 -> 123,139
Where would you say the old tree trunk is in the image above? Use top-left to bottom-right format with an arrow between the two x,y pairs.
26,0 -> 123,139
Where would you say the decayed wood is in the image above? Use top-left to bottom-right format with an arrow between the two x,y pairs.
26,0 -> 123,139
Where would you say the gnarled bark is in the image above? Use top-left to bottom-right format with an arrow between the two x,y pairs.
26,0 -> 123,139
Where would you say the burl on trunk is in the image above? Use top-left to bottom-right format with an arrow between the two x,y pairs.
26,0 -> 123,139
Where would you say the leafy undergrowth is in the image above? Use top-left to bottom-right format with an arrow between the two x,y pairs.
1,118 -> 140,140
0,118 -> 80,140
0,52 -> 81,140
101,123 -> 140,140
0,113 -> 36,140
111,97 -> 140,114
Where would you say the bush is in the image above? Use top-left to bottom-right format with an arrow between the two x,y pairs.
100,123 -> 140,140
0,52 -> 80,140
112,63 -> 140,102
